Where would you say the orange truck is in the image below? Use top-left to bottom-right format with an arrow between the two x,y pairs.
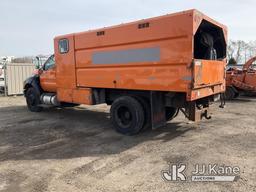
225,57 -> 256,99
24,9 -> 227,135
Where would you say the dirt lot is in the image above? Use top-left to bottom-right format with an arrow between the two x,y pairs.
0,96 -> 255,192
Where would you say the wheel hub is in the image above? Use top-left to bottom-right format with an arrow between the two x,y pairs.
117,106 -> 132,128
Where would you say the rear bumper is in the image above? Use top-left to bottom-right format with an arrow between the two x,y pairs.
187,83 -> 225,101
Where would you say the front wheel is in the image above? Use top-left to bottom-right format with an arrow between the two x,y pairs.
110,96 -> 145,135
25,87 -> 42,112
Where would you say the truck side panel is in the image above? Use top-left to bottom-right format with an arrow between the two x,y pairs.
74,11 -> 193,51
75,38 -> 192,92
73,13 -> 194,92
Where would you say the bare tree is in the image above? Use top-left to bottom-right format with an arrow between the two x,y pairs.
228,40 -> 256,64
227,40 -> 236,60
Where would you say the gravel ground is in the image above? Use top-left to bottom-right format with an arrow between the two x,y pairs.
0,96 -> 255,192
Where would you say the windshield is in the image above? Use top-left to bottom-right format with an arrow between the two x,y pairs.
43,55 -> 55,70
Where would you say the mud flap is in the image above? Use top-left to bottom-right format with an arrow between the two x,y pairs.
150,91 -> 166,129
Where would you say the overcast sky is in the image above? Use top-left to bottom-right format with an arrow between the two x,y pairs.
0,0 -> 255,57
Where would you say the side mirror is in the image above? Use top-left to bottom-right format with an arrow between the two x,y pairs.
33,68 -> 43,75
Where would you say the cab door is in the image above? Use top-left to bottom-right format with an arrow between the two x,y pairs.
40,55 -> 57,92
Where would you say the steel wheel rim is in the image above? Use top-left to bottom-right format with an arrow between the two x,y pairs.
116,106 -> 133,128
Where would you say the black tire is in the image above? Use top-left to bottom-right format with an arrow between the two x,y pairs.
134,96 -> 151,131
25,87 -> 42,112
234,92 -> 240,99
224,86 -> 235,100
165,107 -> 179,121
110,96 -> 144,135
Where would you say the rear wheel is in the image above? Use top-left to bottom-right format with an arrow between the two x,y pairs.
234,92 -> 240,99
134,96 -> 151,131
25,87 -> 42,112
110,96 -> 144,135
165,107 -> 179,121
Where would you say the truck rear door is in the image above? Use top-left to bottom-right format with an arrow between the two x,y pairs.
193,59 -> 225,88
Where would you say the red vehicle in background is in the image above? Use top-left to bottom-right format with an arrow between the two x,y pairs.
225,57 -> 256,99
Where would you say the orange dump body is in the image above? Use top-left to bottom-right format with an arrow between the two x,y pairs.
40,9 -> 227,106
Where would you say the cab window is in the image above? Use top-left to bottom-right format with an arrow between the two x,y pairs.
43,55 -> 55,70
59,39 -> 69,54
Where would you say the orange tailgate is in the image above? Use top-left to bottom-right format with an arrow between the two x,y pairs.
193,59 -> 225,88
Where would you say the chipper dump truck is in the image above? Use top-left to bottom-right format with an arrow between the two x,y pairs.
24,9 -> 227,135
